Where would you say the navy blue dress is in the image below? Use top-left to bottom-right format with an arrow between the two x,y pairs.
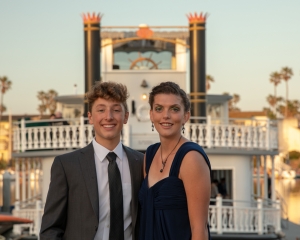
139,142 -> 211,240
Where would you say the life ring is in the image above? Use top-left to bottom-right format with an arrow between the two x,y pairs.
136,104 -> 150,122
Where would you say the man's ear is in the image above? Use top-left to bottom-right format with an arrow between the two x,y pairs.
124,111 -> 129,124
88,112 -> 93,124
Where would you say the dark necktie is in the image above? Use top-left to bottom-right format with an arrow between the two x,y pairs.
106,152 -> 124,240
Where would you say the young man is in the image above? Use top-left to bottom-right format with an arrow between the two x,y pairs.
40,81 -> 144,240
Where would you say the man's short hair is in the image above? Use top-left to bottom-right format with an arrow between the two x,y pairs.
86,81 -> 129,112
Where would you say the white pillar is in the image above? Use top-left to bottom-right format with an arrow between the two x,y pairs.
266,119 -> 270,150
216,195 -> 222,234
271,156 -> 276,202
22,159 -> 26,202
256,156 -> 260,198
39,158 -> 43,196
35,200 -> 43,238
21,118 -> 26,152
207,115 -> 212,148
257,199 -> 263,234
250,157 -> 254,198
122,124 -> 130,147
13,201 -> 21,235
27,159 -> 32,203
8,112 -> 12,160
33,158 -> 37,198
15,159 -> 20,201
275,199 -> 281,233
263,156 -> 268,200
80,116 -> 85,148
37,159 -> 41,196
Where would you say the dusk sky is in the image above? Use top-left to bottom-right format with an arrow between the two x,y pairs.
0,0 -> 299,115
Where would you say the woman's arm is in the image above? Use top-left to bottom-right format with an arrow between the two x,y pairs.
180,151 -> 211,240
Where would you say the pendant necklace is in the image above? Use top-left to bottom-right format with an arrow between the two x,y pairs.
160,135 -> 182,173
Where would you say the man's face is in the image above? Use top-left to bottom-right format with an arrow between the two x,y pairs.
88,98 -> 129,147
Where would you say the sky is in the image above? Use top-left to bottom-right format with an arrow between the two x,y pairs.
0,0 -> 299,115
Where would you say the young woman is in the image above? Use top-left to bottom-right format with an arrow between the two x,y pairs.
139,82 -> 211,240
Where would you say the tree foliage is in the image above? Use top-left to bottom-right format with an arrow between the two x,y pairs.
37,89 -> 58,116
206,75 -> 214,91
223,92 -> 241,112
264,67 -> 297,119
0,76 -> 12,123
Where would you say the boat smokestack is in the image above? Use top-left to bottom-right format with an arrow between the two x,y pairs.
83,13 -> 101,116
188,12 -> 207,120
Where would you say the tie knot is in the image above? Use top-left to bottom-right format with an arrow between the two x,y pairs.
106,152 -> 117,163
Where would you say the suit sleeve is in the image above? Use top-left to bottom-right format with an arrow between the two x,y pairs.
40,156 -> 68,240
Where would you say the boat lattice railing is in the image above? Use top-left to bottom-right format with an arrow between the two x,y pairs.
13,116 -> 278,152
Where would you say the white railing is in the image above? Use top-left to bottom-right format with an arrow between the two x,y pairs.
12,200 -> 43,238
12,197 -> 281,237
185,117 -> 278,150
209,196 -> 281,234
13,116 -> 278,152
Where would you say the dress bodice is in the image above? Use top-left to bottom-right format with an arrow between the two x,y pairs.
139,142 -> 211,240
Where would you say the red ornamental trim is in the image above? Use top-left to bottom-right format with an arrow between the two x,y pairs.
82,12 -> 102,24
187,12 -> 207,23
136,26 -> 153,38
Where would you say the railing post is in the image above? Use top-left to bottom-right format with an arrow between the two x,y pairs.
13,201 -> 21,235
216,195 -> 222,234
15,159 -> 20,202
275,199 -> 281,233
183,122 -> 190,139
21,118 -> 26,152
257,198 -> 263,235
22,159 -> 26,204
35,200 -> 42,238
266,119 -> 270,150
79,116 -> 85,148
207,115 -> 212,148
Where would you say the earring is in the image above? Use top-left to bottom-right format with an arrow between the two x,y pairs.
152,123 -> 154,131
182,125 -> 185,134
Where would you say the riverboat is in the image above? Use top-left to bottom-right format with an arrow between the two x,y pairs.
11,12 -> 285,239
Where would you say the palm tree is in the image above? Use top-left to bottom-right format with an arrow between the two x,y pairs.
37,104 -> 47,117
281,67 -> 293,117
277,99 -> 299,118
232,94 -> 240,110
269,72 -> 281,112
47,89 -> 58,114
0,104 -> 6,114
0,76 -> 12,124
223,92 -> 241,112
37,89 -> 58,115
266,94 -> 277,109
206,75 -> 214,91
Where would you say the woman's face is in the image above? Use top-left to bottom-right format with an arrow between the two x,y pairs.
150,93 -> 190,138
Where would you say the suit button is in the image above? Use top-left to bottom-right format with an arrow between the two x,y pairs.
95,226 -> 98,231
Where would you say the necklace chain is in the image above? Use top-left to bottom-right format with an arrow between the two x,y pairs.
160,136 -> 182,173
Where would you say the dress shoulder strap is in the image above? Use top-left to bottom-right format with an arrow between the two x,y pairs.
145,143 -> 160,175
169,142 -> 212,178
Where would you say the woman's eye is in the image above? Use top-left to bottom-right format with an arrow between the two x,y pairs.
114,109 -> 121,112
97,109 -> 104,112
172,107 -> 180,112
155,106 -> 162,112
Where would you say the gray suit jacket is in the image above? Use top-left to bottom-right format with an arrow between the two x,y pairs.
40,143 -> 144,240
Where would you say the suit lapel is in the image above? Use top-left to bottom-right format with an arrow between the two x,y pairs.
79,142 -> 99,221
